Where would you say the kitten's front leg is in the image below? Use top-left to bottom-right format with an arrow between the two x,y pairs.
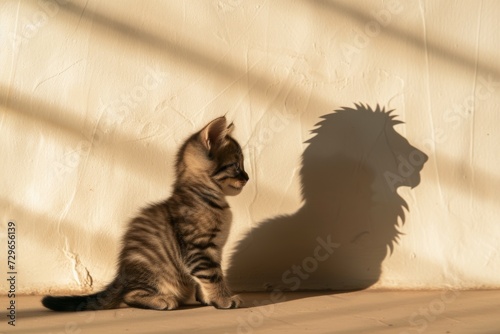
196,277 -> 242,309
187,252 -> 241,309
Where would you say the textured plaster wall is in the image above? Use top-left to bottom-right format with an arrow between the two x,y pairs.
1,0 -> 499,294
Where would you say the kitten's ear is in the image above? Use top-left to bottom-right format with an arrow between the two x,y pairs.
200,116 -> 228,151
227,122 -> 234,133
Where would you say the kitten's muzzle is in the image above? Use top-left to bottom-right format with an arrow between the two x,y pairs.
231,173 -> 248,190
240,170 -> 249,182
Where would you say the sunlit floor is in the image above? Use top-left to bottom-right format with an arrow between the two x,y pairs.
5,290 -> 500,333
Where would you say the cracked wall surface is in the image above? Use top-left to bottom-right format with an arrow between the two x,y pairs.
1,0 -> 499,294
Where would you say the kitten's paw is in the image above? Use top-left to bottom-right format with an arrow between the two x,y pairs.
211,294 -> 242,309
124,290 -> 179,310
161,298 -> 180,310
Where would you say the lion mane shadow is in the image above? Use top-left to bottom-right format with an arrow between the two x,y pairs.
228,104 -> 428,292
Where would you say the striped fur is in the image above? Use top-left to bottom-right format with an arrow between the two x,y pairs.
42,116 -> 249,311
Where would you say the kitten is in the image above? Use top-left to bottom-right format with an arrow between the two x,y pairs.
42,116 -> 249,311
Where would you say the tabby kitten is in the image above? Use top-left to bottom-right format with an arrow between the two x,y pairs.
42,116 -> 249,311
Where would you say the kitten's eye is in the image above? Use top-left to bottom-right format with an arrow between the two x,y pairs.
223,162 -> 238,170
216,162 -> 239,174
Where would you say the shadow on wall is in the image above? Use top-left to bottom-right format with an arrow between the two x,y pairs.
227,104 -> 428,292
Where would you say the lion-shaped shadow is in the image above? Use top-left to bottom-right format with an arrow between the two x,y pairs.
227,104 -> 428,292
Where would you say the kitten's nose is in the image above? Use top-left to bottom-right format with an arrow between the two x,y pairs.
241,171 -> 249,182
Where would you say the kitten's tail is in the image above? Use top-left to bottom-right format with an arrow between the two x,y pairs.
42,278 -> 124,312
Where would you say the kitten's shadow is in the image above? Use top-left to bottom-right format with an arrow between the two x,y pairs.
227,104 -> 428,297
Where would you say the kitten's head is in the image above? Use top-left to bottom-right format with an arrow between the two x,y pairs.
176,116 -> 249,196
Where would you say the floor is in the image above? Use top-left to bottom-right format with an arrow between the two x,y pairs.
3,290 -> 500,334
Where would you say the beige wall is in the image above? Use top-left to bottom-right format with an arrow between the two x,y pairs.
1,0 -> 499,294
